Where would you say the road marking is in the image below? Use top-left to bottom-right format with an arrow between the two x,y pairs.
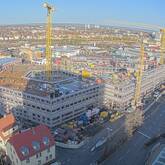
137,131 -> 151,139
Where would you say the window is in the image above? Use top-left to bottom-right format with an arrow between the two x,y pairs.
26,158 -> 30,163
20,146 -> 29,156
38,160 -> 41,165
49,154 -> 52,159
43,137 -> 49,146
47,148 -> 50,153
53,116 -> 60,121
32,141 -> 40,151
41,108 -> 45,111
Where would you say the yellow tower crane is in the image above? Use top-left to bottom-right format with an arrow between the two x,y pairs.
132,41 -> 145,109
43,2 -> 54,81
108,35 -> 145,110
160,29 -> 165,65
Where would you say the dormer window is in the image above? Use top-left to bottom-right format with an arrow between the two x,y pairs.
32,141 -> 40,151
42,136 -> 49,146
20,146 -> 29,156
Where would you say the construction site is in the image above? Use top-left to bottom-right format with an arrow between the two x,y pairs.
0,3 -> 104,129
0,3 -> 165,129
55,32 -> 165,110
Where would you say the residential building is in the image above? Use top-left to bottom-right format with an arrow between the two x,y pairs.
6,124 -> 55,165
0,114 -> 18,151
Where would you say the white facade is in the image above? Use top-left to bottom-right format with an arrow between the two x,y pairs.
104,65 -> 165,109
0,71 -> 103,128
0,125 -> 18,151
6,143 -> 55,165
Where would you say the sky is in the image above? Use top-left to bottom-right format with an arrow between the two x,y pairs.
0,0 -> 165,28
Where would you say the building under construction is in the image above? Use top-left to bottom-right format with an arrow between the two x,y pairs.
0,3 -> 104,128
0,2 -> 165,127
104,65 -> 165,110
56,43 -> 165,110
0,65 -> 103,127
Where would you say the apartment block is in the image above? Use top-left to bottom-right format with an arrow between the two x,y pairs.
6,125 -> 55,165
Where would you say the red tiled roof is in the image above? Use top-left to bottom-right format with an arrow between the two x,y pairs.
0,114 -> 15,131
8,124 -> 55,161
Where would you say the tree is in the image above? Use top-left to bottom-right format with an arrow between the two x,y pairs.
125,109 -> 144,137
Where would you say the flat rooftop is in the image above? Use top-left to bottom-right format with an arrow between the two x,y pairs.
0,65 -> 98,98
25,70 -> 97,98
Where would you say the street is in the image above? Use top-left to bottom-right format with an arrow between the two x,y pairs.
103,95 -> 165,165
56,95 -> 165,165
56,115 -> 125,165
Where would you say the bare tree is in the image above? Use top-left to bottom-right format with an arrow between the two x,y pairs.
125,109 -> 144,137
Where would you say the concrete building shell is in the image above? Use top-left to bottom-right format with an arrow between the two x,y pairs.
104,65 -> 165,110
0,70 -> 103,128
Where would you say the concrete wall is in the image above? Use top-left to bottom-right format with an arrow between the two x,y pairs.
0,82 -> 103,128
56,140 -> 86,149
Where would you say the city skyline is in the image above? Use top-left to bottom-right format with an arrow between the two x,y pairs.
0,1 -> 165,164
0,0 -> 164,28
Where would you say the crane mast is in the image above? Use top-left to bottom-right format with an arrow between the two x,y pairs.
133,42 -> 145,108
160,29 -> 165,65
43,2 -> 54,81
